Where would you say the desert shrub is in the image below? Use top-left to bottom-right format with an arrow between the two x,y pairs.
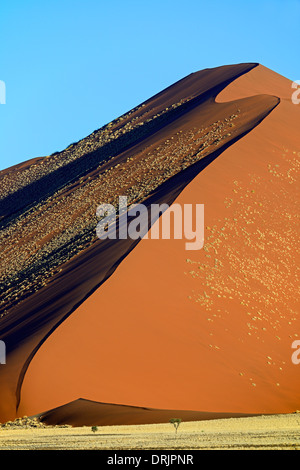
169,418 -> 182,435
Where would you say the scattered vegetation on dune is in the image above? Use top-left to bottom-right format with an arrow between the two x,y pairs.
0,99 -> 240,317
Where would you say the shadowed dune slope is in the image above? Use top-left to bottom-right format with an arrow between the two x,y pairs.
1,63 -> 298,425
35,399 -> 255,427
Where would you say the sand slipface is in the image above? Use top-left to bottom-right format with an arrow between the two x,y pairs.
34,398 -> 254,427
0,63 -> 299,426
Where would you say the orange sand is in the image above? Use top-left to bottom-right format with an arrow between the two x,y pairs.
17,65 -> 300,420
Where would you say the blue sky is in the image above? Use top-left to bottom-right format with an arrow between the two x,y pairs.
0,0 -> 299,171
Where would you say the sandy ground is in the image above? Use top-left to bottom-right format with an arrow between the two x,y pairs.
0,414 -> 299,450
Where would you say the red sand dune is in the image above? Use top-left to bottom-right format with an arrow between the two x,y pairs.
0,63 -> 299,426
35,398 -> 254,427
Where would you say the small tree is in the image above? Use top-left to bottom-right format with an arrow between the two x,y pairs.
169,418 -> 182,435
91,426 -> 98,433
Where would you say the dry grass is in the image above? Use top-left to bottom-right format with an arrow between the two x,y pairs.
0,413 -> 299,450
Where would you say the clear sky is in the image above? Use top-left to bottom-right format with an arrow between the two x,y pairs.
0,0 -> 299,170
